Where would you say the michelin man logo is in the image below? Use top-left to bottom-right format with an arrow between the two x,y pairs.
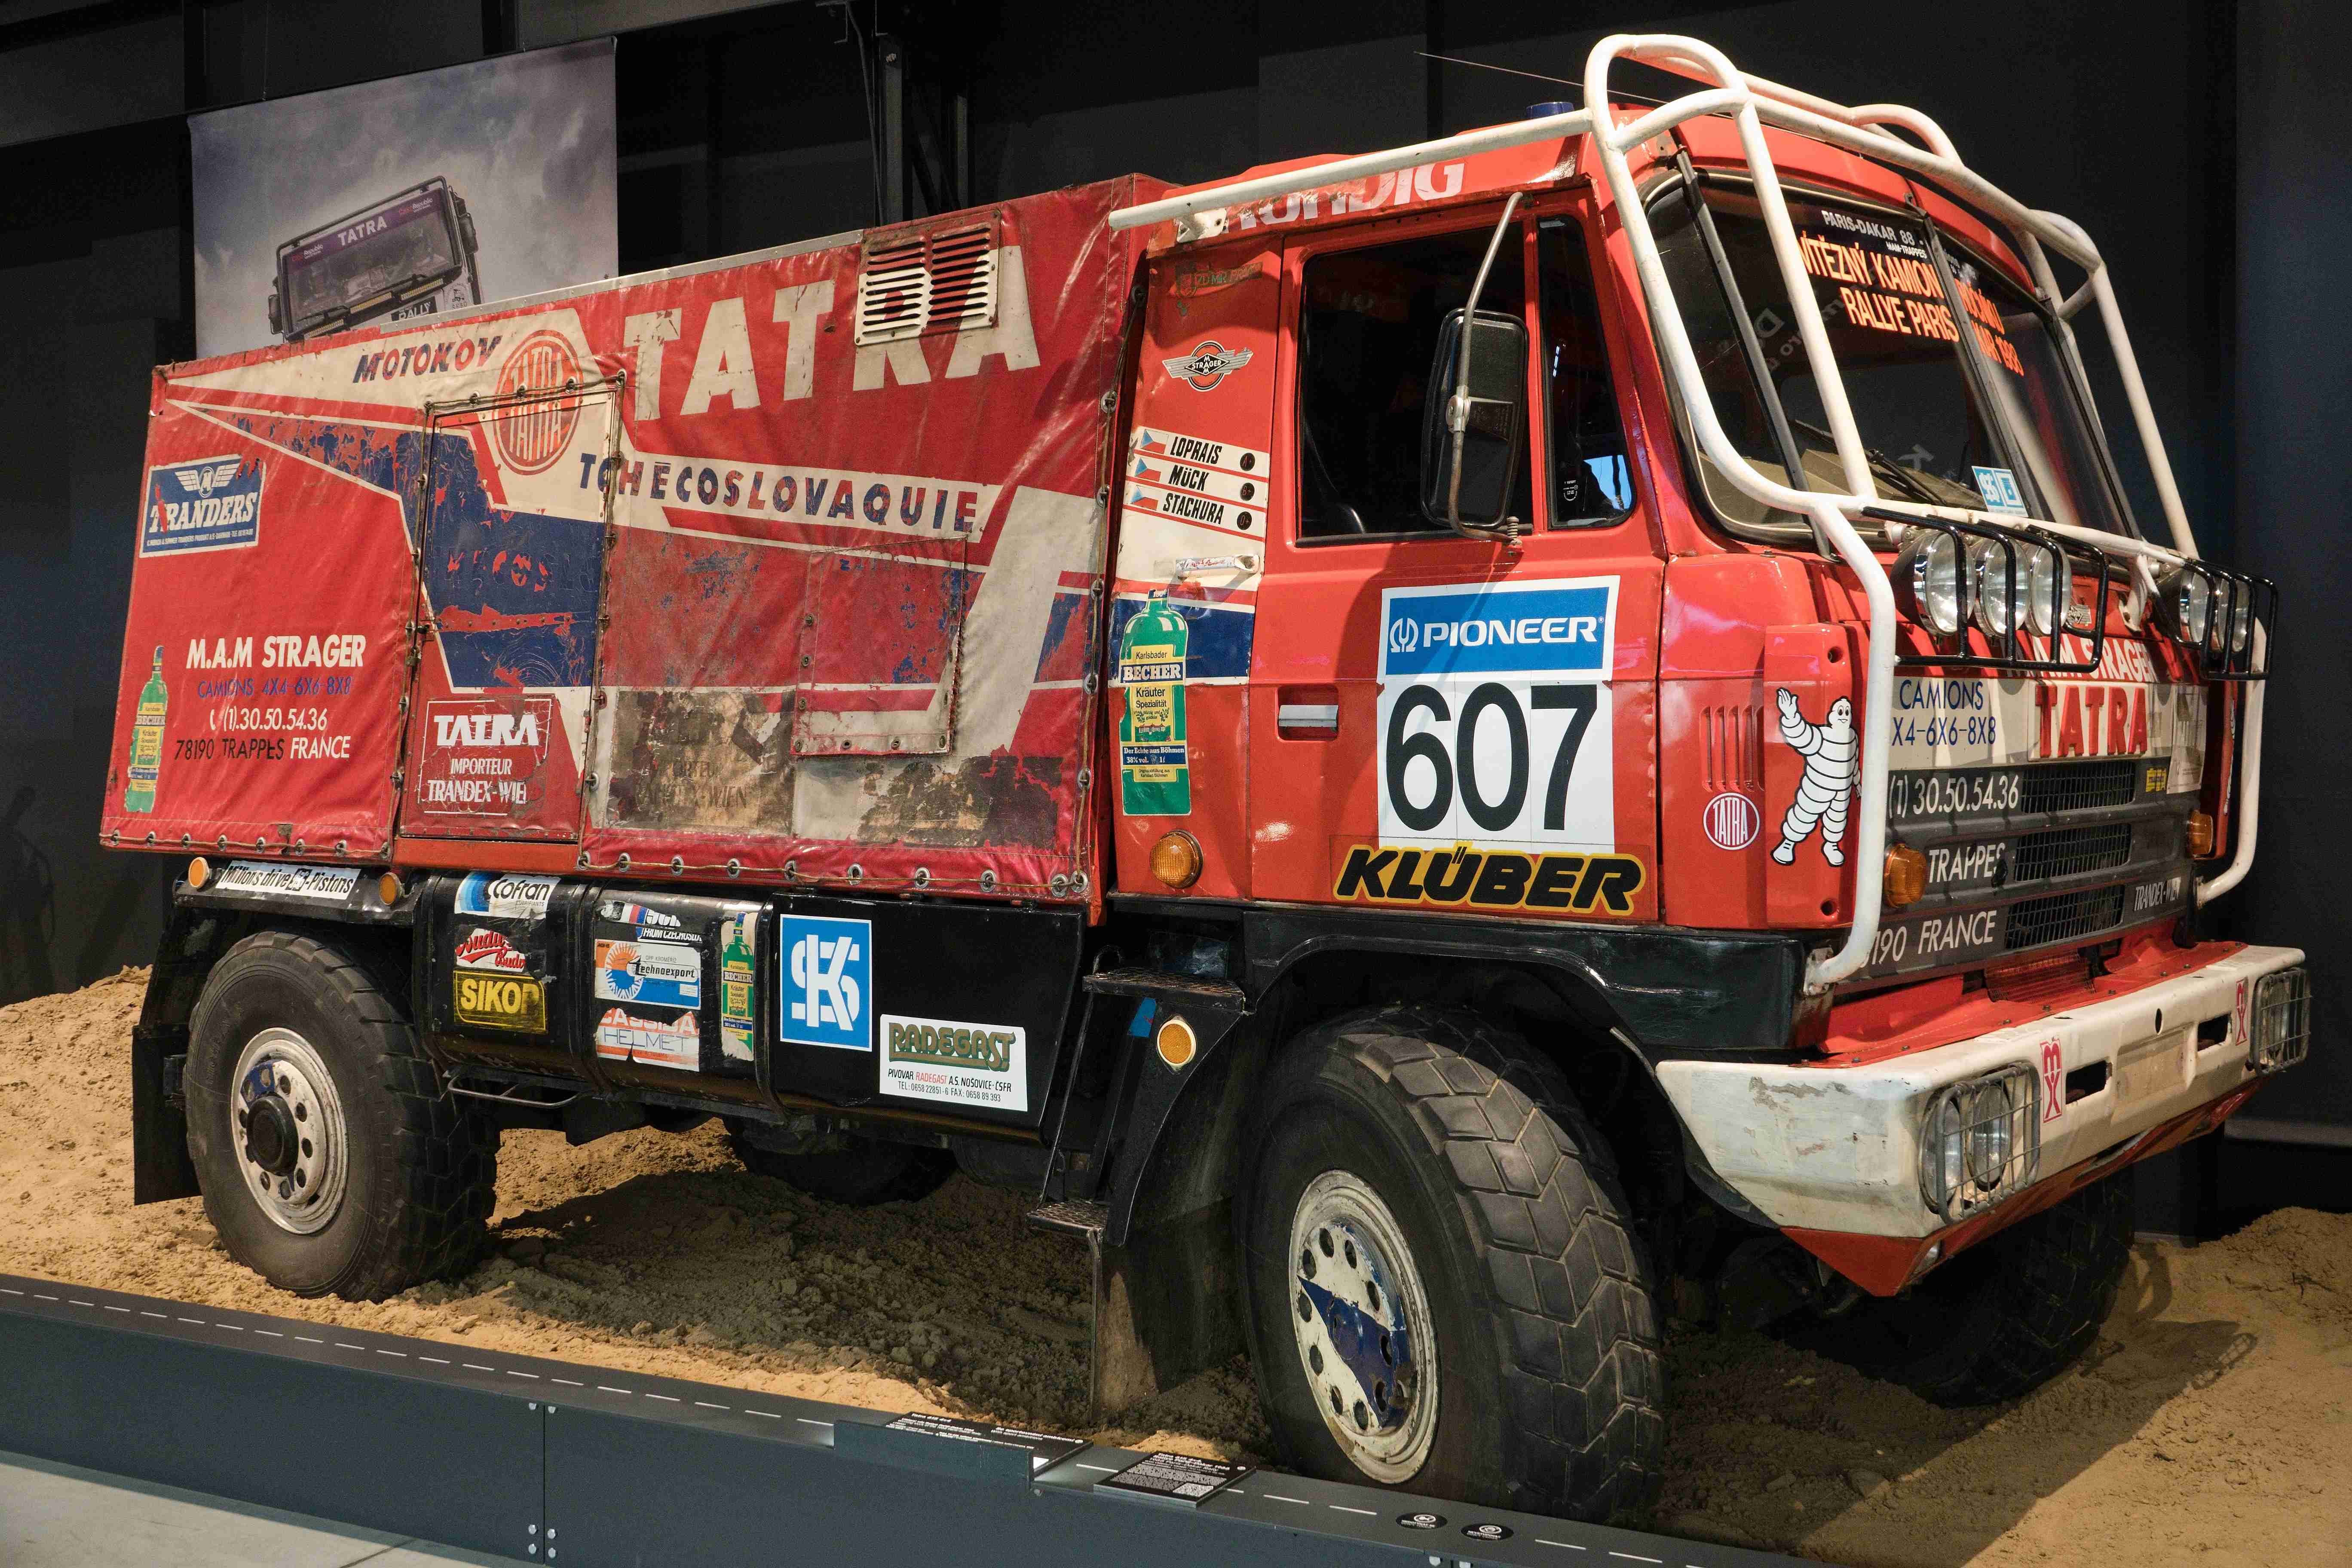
1772,689 -> 1856,867
778,914 -> 873,1050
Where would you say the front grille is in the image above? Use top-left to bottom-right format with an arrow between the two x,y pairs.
2012,822 -> 2134,883
2003,885 -> 2128,952
2018,760 -> 2138,814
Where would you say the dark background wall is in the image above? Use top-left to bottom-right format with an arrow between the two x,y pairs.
0,0 -> 2340,1222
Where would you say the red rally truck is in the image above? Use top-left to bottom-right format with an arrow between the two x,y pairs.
105,34 -> 2312,1524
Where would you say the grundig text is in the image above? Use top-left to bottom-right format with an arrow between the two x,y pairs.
1333,845 -> 1645,916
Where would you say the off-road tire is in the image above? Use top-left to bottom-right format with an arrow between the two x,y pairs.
186,931 -> 495,1300
1840,1168 -> 2135,1406
1238,1005 -> 1666,1523
729,1133 -> 955,1206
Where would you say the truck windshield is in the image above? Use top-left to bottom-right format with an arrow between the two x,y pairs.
282,190 -> 459,333
1654,183 -> 2136,538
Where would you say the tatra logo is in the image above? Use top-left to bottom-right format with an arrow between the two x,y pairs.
492,330 -> 585,474
1333,844 -> 1645,916
1162,340 -> 1253,392
434,710 -> 543,749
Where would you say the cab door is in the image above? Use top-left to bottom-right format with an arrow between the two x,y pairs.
1248,202 -> 1666,921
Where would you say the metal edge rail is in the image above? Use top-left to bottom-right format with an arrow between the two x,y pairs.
0,1271 -> 1806,1568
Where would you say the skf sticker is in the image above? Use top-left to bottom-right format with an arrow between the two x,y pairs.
455,871 -> 560,920
719,911 -> 758,1064
1162,340 -> 1253,391
880,1015 -> 1029,1113
454,972 -> 546,1032
594,1007 -> 701,1070
1118,592 -> 1191,816
594,938 -> 702,1009
1333,843 -> 1645,916
777,913 -> 871,1051
453,928 -> 527,973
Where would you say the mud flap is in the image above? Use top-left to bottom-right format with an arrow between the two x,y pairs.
1032,1198 -> 1244,1419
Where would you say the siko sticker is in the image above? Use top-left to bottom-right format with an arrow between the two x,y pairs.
1118,592 -> 1191,816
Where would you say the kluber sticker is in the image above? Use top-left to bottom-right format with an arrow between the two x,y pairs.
719,911 -> 758,1063
454,972 -> 546,1032
594,1007 -> 701,1070
453,928 -> 528,973
213,861 -> 361,901
1375,576 -> 1617,854
594,938 -> 702,1009
141,455 -> 263,557
776,913 -> 871,1051
880,1015 -> 1029,1112
455,871 -> 560,920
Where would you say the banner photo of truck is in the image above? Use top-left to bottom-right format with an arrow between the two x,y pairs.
191,39 -> 614,357
108,34 -> 2311,1528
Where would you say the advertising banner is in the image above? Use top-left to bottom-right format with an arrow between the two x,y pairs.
191,40 -> 616,357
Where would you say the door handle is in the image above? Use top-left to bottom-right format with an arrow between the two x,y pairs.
1277,685 -> 1339,739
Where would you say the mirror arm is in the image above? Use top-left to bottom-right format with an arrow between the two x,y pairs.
1446,193 -> 1526,541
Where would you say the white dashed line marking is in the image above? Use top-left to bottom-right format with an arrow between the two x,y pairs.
34,1294 -> 58,1302
504,1370 -> 539,1380
295,1335 -> 324,1344
597,1386 -> 633,1395
1264,1494 -> 1311,1505
102,1305 -> 130,1314
419,1357 -> 449,1365
551,1378 -> 582,1387
252,1329 -> 282,1338
1608,1554 -> 1661,1564
377,1350 -> 407,1358
177,1317 -> 203,1325
0,1288 -> 21,1295
1329,1505 -> 1375,1516
645,1393 -> 680,1402
68,1300 -> 93,1308
796,1418 -> 832,1428
336,1344 -> 367,1352
694,1402 -> 729,1410
140,1311 -> 165,1319
745,1410 -> 781,1419
462,1364 -> 496,1372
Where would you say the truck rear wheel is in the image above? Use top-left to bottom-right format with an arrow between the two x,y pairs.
185,931 -> 495,1300
728,1131 -> 955,1206
1239,1006 -> 1665,1522
1833,1168 -> 2135,1406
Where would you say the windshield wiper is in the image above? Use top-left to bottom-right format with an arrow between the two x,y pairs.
1782,416 -> 1948,506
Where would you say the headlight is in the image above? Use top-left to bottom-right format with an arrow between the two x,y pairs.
2251,967 -> 2312,1072
1968,538 -> 2057,640
1918,1063 -> 2041,1223
2226,591 -> 2255,655
2156,566 -> 2212,647
1896,530 -> 1966,637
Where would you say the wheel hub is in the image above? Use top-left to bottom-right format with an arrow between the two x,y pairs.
231,1028 -> 349,1236
1288,1170 -> 1439,1482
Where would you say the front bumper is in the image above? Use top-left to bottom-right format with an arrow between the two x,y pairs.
1656,943 -> 2308,1241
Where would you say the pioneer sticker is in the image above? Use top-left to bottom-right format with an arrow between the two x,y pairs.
1375,576 -> 1617,854
594,937 -> 702,1009
454,972 -> 546,1032
455,871 -> 561,920
880,1015 -> 1028,1112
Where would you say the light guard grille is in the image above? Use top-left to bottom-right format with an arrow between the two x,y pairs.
854,219 -> 999,346
2003,884 -> 2127,952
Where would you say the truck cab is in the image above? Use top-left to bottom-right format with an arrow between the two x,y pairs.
112,32 -> 2309,1530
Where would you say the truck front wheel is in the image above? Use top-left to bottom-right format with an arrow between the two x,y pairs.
1239,1006 -> 1666,1522
185,931 -> 495,1300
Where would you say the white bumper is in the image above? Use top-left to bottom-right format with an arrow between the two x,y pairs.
1657,944 -> 2306,1237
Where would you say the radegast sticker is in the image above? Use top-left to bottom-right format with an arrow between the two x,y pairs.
141,455 -> 263,557
777,913 -> 871,1051
880,1015 -> 1028,1113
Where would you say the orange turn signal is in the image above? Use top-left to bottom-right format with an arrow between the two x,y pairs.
2186,812 -> 2217,859
1149,830 -> 1203,889
1884,843 -> 1928,909
378,871 -> 405,906
1155,1015 -> 1198,1069
186,856 -> 210,890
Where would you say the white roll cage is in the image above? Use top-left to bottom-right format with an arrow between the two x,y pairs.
1109,33 -> 2265,989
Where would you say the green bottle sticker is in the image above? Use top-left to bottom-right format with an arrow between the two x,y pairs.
125,644 -> 168,814
1118,594 -> 1191,817
719,911 -> 758,1063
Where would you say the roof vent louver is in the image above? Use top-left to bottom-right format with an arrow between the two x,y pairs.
854,218 -> 999,346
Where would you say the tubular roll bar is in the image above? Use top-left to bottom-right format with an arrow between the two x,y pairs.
1104,33 -> 2267,975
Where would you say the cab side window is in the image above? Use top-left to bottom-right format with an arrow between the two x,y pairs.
1296,228 -> 1531,539
1538,218 -> 1636,527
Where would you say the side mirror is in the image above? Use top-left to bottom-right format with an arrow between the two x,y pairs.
266,291 -> 282,336
1421,307 -> 1529,534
